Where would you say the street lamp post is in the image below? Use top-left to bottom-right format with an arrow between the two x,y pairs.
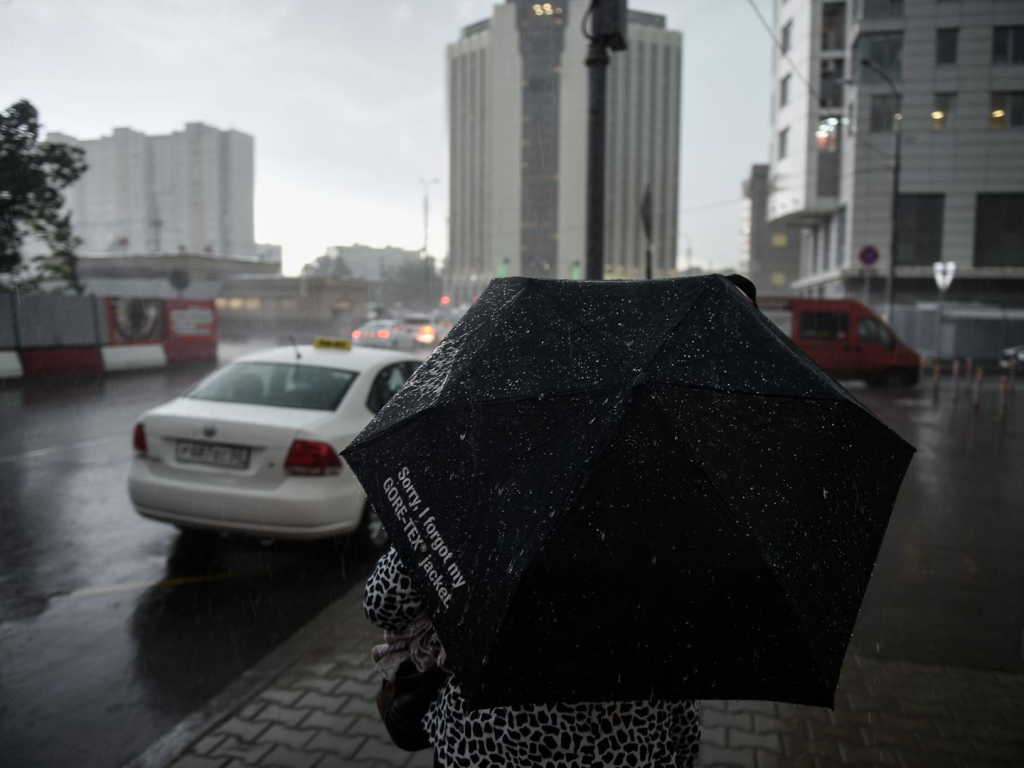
861,59 -> 901,322
679,232 -> 693,273
419,178 -> 440,257
584,0 -> 627,281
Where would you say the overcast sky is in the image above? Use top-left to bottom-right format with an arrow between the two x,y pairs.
1,0 -> 774,277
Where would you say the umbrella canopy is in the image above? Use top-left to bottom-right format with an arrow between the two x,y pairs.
342,275 -> 914,710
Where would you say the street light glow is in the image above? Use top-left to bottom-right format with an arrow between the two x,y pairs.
992,109 -> 1006,118
931,110 -> 945,120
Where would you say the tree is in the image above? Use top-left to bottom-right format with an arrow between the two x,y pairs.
301,252 -> 352,279
380,256 -> 442,310
0,100 -> 88,292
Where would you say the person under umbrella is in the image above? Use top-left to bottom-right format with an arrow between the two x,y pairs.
349,273 -> 913,752
365,545 -> 702,767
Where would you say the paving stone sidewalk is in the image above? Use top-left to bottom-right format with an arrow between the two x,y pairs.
134,576 -> 1024,768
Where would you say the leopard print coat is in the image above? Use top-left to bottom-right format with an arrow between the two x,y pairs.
364,547 -> 701,767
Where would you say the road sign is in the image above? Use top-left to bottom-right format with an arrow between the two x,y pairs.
933,261 -> 956,292
858,246 -> 880,266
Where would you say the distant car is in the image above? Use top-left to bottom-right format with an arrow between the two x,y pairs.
351,319 -> 401,349
393,314 -> 445,351
1000,344 -> 1024,370
128,339 -> 420,544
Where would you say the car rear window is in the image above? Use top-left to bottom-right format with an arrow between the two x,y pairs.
184,362 -> 357,411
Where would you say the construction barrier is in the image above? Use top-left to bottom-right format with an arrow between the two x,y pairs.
0,294 -> 217,379
100,344 -> 168,372
0,350 -> 24,379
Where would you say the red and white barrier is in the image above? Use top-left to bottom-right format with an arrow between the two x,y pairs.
100,344 -> 168,372
0,351 -> 24,379
19,347 -> 103,376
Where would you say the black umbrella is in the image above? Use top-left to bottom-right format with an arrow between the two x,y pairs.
342,275 -> 914,710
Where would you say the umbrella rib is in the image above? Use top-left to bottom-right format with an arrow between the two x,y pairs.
644,393 -> 835,700
640,282 -> 713,373
648,380 -> 846,404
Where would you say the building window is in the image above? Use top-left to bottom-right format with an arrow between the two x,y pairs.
933,93 -> 956,130
781,21 -> 793,54
862,0 -> 903,18
990,92 -> 1024,128
993,26 -> 1024,64
822,3 -> 846,50
975,195 -> 1024,266
896,195 -> 944,266
936,28 -> 959,64
858,32 -> 903,83
820,59 -> 844,108
816,118 -> 841,197
870,94 -> 901,132
778,127 -> 789,159
780,74 -> 791,107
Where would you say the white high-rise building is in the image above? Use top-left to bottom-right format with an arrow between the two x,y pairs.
445,1 -> 683,303
49,122 -> 257,258
768,0 -> 1024,307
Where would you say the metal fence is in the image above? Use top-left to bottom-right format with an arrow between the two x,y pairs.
891,303 -> 1024,360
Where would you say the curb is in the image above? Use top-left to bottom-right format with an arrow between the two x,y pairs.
122,559 -> 376,768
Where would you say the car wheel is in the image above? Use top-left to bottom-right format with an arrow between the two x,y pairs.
883,368 -> 915,387
175,524 -> 221,540
170,526 -> 223,562
351,499 -> 390,552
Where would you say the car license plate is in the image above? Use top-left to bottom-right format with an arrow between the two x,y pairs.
176,440 -> 250,469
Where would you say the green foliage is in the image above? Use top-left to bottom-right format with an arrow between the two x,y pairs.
0,100 -> 88,292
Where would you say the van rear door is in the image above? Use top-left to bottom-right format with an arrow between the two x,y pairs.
793,304 -> 857,379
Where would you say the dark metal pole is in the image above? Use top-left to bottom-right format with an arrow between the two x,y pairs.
864,60 -> 902,322
886,113 -> 901,322
645,242 -> 653,280
585,38 -> 610,281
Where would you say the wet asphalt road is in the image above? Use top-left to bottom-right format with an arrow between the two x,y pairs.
0,360 -> 378,768
847,375 -> 1024,675
0,359 -> 1022,768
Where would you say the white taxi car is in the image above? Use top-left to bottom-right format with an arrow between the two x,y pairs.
128,338 -> 420,544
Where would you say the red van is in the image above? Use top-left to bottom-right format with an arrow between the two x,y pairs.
759,297 -> 921,386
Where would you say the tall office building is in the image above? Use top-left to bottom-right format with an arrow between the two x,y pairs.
445,0 -> 683,303
768,0 -> 1024,306
49,122 -> 258,258
741,164 -> 801,296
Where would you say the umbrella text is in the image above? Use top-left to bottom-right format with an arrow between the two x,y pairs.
384,470 -> 467,610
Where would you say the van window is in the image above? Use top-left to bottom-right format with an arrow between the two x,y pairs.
800,311 -> 849,340
858,317 -> 894,349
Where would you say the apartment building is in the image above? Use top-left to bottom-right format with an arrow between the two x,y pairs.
768,0 -> 1024,308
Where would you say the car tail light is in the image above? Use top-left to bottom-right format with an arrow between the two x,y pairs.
351,329 -> 363,339
415,325 -> 436,344
376,329 -> 391,339
133,423 -> 147,457
284,440 -> 343,476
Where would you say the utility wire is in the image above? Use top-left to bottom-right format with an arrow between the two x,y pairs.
741,0 -> 896,163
